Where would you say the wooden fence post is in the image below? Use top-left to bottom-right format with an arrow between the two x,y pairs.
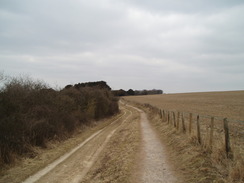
168,112 -> 170,124
223,118 -> 233,159
173,112 -> 176,128
197,115 -> 202,144
159,109 -> 162,119
189,113 -> 192,134
171,112 -> 173,125
162,110 -> 164,121
170,112 -> 173,125
209,117 -> 214,150
182,113 -> 186,133
177,112 -> 180,130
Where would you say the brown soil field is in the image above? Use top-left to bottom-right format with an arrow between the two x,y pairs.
124,91 -> 244,121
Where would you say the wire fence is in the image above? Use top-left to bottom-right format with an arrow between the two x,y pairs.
142,103 -> 244,160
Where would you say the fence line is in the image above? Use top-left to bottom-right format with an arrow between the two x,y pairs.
123,100 -> 243,163
150,104 -> 243,159
181,111 -> 243,124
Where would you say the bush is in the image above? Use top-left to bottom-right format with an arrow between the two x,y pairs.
0,75 -> 118,165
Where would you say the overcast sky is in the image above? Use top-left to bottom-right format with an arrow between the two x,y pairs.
1,0 -> 244,93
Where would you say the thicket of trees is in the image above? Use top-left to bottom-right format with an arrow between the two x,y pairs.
0,75 -> 118,165
112,89 -> 163,96
65,81 -> 111,91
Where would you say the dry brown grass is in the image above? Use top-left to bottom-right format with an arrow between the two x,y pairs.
124,91 -> 244,183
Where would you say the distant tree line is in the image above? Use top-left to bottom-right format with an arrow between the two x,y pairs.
65,81 -> 111,91
0,76 -> 118,165
112,89 -> 163,96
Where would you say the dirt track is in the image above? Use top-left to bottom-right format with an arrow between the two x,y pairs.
131,106 -> 178,183
21,102 -> 177,183
22,105 -> 131,183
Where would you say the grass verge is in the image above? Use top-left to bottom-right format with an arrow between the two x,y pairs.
81,106 -> 141,183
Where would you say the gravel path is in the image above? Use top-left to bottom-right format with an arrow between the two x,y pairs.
133,107 -> 177,183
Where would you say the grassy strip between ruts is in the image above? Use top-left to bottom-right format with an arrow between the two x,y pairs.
0,112 -> 124,183
81,105 -> 141,183
126,100 -> 243,183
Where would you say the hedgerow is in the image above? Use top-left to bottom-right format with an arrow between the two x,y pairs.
0,75 -> 118,165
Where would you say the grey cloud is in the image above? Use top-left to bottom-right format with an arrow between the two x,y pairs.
1,0 -> 244,93
119,0 -> 244,13
0,0 -> 129,55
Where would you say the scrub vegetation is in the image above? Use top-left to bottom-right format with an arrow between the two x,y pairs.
0,74 -> 118,166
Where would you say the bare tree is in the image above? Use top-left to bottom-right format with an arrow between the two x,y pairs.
0,71 -> 9,89
0,71 -> 7,84
0,71 -> 4,81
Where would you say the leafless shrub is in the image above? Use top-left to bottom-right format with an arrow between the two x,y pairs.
0,75 -> 118,165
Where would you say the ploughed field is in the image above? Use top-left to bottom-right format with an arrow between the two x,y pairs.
124,91 -> 244,168
124,91 -> 244,121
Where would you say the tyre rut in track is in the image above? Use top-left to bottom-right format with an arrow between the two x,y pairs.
22,106 -> 132,183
